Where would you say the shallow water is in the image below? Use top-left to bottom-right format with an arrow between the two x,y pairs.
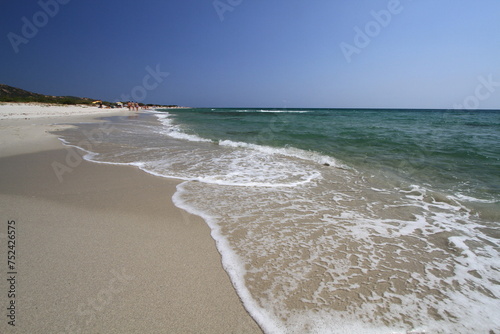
54,109 -> 500,333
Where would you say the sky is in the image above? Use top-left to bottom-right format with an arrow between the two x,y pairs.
1,0 -> 499,108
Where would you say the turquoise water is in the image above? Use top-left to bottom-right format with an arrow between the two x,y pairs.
166,108 -> 500,208
56,108 -> 500,333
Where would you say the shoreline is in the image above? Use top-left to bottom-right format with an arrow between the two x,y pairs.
0,102 -> 137,157
0,103 -> 262,333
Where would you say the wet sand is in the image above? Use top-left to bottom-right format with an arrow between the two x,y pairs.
0,103 -> 262,333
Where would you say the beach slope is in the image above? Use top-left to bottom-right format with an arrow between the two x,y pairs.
0,104 -> 262,333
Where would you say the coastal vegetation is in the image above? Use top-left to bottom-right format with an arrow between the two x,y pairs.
0,84 -> 179,108
0,84 -> 95,105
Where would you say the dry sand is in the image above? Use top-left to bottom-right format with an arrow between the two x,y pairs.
0,103 -> 128,157
0,103 -> 262,333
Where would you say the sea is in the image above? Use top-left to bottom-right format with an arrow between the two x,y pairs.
55,108 -> 500,334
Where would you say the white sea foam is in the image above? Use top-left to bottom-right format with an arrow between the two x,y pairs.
155,113 -> 212,143
56,114 -> 500,334
172,182 -> 284,334
256,109 -> 312,113
218,109 -> 312,113
453,193 -> 498,204
154,112 -> 346,173
217,139 -> 344,169
173,174 -> 500,333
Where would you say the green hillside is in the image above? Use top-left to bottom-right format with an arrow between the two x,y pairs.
0,84 -> 180,108
0,84 -> 95,105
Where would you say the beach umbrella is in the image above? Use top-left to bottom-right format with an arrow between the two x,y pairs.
92,100 -> 102,104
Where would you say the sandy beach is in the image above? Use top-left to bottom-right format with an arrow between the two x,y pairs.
0,103 -> 262,333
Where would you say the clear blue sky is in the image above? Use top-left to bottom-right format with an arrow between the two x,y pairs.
1,0 -> 499,108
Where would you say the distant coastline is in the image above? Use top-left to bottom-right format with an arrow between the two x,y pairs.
0,83 -> 183,109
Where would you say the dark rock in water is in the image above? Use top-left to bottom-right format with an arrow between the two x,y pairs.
323,163 -> 330,166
